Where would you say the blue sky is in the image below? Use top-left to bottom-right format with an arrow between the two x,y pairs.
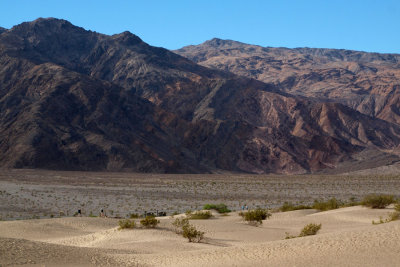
0,0 -> 399,53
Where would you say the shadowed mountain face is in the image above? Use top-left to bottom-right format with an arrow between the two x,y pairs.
175,39 -> 400,125
1,18 -> 400,173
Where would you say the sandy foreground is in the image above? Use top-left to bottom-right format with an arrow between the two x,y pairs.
0,206 -> 399,266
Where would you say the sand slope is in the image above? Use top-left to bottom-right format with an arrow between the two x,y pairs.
1,207 -> 399,266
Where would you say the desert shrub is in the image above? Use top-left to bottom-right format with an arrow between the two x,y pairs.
140,216 -> 160,228
387,211 -> 400,221
188,211 -> 213,220
341,197 -> 361,207
285,223 -> 322,239
284,232 -> 297,239
373,211 -> 400,224
279,202 -> 312,212
203,203 -> 231,213
299,223 -> 322,237
240,209 -> 271,225
129,213 -> 140,219
394,203 -> 400,212
182,224 -> 204,242
171,211 -> 180,216
118,219 -> 136,229
362,194 -> 395,209
372,216 -> 385,225
172,217 -> 190,233
185,210 -> 192,216
312,198 -> 341,211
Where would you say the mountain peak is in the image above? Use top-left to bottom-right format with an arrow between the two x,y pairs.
202,38 -> 241,47
9,17 -> 85,36
112,31 -> 143,46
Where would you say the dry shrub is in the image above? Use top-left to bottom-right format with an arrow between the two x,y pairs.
312,198 -> 341,211
299,223 -> 322,237
373,211 -> 400,224
279,202 -> 312,212
172,217 -> 204,242
387,211 -> 400,222
203,203 -> 231,213
118,219 -> 136,230
140,216 -> 160,228
182,224 -> 204,242
240,208 -> 271,225
188,211 -> 212,220
362,195 -> 395,209
129,213 -> 140,219
394,203 -> 400,212
172,217 -> 189,233
286,223 -> 322,239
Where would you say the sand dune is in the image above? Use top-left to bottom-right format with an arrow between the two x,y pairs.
1,206 -> 399,266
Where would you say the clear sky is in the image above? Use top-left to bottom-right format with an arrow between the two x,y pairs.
0,0 -> 399,53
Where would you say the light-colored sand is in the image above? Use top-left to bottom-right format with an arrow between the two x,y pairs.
1,206 -> 399,266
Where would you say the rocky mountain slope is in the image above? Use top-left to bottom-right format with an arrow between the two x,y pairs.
1,18 -> 400,173
175,39 -> 400,124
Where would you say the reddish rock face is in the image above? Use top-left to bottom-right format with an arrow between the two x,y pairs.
175,39 -> 400,125
1,19 -> 400,173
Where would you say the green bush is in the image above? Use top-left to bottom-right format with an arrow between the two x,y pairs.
362,194 -> 395,209
140,216 -> 160,228
299,223 -> 322,237
188,211 -> 213,220
182,224 -> 204,242
240,209 -> 271,225
118,219 -> 136,230
203,203 -> 231,213
172,217 -> 190,233
312,198 -> 341,211
279,202 -> 312,212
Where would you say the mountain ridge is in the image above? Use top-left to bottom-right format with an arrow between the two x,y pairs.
1,18 -> 400,173
175,38 -> 400,125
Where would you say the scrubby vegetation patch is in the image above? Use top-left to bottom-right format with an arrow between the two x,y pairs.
118,219 -> 136,230
172,217 -> 204,242
362,195 -> 395,209
140,216 -> 160,228
187,211 -> 213,220
239,208 -> 271,226
285,223 -> 322,239
203,203 -> 231,213
279,202 -> 312,212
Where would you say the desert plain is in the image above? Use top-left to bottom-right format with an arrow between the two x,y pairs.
1,169 -> 400,266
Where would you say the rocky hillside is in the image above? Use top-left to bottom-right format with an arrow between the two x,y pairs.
1,18 -> 400,173
175,39 -> 400,125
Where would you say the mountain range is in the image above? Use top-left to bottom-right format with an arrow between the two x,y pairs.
1,18 -> 400,174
